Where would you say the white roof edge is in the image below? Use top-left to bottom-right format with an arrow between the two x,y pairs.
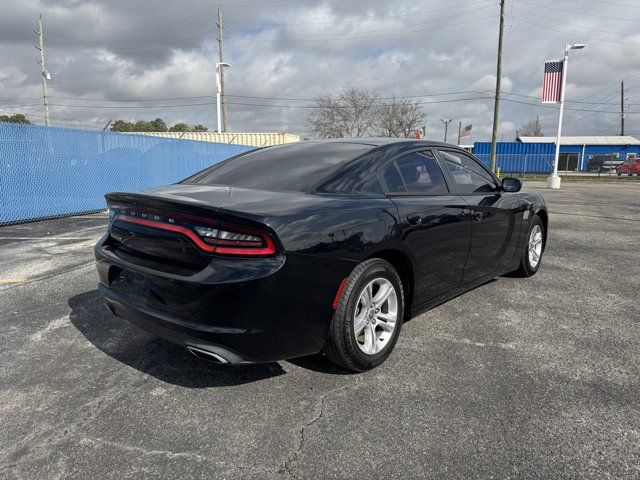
518,135 -> 640,145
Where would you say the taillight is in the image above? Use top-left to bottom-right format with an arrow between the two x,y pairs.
112,209 -> 276,257
193,225 -> 276,256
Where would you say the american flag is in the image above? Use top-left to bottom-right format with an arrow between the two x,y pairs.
459,124 -> 472,137
542,60 -> 564,103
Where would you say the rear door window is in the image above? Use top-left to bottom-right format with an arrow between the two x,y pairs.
379,150 -> 449,195
381,163 -> 405,192
394,151 -> 448,195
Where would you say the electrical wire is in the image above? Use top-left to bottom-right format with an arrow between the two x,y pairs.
514,16 -> 640,47
516,0 -> 640,22
225,5 -> 495,39
513,4 -> 640,37
227,15 -> 497,43
224,0 -> 494,26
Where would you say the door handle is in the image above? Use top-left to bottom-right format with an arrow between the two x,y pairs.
407,214 -> 422,226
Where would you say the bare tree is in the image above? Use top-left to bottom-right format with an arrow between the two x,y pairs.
515,117 -> 543,139
377,96 -> 424,138
307,88 -> 380,138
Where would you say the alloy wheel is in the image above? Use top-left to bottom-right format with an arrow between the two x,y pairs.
353,278 -> 398,355
528,224 -> 543,269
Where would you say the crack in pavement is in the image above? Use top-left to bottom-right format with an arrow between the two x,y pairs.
1,368 -> 153,471
77,436 -> 277,475
280,385 -> 351,478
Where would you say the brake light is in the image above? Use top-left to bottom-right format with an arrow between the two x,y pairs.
193,225 -> 276,256
113,210 -> 276,257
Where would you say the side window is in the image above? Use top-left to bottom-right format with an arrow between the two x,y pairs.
381,163 -> 405,192
438,150 -> 499,194
394,151 -> 448,194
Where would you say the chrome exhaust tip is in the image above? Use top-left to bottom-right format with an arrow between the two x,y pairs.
186,346 -> 229,364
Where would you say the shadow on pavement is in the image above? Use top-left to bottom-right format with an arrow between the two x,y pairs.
68,289 -> 286,388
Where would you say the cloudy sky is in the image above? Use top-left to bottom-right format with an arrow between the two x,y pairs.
1,0 -> 639,141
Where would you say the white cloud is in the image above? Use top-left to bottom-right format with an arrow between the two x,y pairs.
0,0 -> 638,138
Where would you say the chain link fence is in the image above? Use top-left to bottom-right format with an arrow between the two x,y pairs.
0,123 -> 253,225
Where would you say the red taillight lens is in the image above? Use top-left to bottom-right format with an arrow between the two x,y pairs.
113,210 -> 276,257
193,225 -> 276,256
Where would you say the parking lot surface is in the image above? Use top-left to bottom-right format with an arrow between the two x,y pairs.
1,181 -> 639,479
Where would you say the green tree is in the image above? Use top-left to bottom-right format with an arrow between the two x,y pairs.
111,118 -> 207,132
150,117 -> 168,132
134,120 -> 151,131
169,122 -> 190,132
0,114 -> 31,125
111,119 -> 135,132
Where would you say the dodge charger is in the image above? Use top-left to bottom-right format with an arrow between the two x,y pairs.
95,139 -> 547,371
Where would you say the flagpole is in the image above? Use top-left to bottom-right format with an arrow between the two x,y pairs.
547,43 -> 585,189
457,121 -> 462,145
547,46 -> 569,189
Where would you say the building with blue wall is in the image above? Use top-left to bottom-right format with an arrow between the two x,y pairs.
473,136 -> 640,173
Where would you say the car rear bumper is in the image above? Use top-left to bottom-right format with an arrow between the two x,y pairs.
95,239 -> 357,363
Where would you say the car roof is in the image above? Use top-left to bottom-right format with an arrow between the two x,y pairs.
300,138 -> 463,149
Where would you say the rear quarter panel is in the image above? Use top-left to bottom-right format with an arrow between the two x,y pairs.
267,196 -> 400,259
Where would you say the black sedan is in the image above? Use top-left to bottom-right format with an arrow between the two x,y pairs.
95,139 -> 547,372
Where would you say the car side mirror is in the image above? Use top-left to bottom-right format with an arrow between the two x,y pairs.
501,177 -> 522,193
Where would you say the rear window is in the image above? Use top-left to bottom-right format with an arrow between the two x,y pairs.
187,142 -> 372,192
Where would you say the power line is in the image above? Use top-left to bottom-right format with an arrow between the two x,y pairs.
0,90 -> 495,104
226,89 -> 494,101
56,6 -> 217,33
503,92 -> 639,106
48,95 -> 215,102
513,5 -> 640,37
225,15 -> 497,43
224,0 -> 494,26
225,6 -> 495,38
517,0 -> 640,22
579,0 -> 640,7
1,95 -> 494,110
501,97 -> 639,114
515,16 -> 640,47
45,23 -> 213,46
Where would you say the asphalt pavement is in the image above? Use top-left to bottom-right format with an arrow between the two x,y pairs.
1,181 -> 639,479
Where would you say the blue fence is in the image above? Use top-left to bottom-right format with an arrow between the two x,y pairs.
0,123 -> 253,224
473,142 -> 555,174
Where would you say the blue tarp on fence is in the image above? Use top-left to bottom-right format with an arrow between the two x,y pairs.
0,123 -> 253,224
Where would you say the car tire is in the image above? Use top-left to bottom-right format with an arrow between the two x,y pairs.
617,170 -> 621,176
324,258 -> 404,372
513,214 -> 545,278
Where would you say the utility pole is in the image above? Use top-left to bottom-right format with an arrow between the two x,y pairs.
489,0 -> 505,173
216,8 -> 228,132
35,14 -> 50,126
621,80 -> 625,136
457,120 -> 462,145
440,118 -> 452,142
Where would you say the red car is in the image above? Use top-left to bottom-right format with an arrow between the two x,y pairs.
617,158 -> 640,176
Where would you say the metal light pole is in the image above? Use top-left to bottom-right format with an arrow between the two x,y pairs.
215,62 -> 231,132
440,118 -> 452,142
547,43 -> 585,189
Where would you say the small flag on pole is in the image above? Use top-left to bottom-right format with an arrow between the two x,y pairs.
459,124 -> 472,137
542,60 -> 564,103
